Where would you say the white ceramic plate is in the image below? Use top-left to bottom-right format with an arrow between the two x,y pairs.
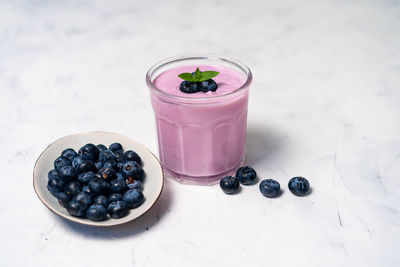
33,132 -> 164,226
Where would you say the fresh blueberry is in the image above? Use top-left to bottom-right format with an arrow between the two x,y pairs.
122,189 -> 144,209
72,156 -> 96,173
236,166 -> 257,185
107,201 -> 129,219
54,156 -> 71,170
48,169 -> 60,180
219,176 -> 240,194
259,179 -> 281,198
74,192 -> 92,209
179,81 -> 200,94
121,161 -> 144,182
99,167 -> 116,182
103,159 -> 118,171
99,149 -> 117,163
117,162 -> 124,172
81,185 -> 92,195
96,144 -> 108,153
115,172 -> 125,182
57,192 -> 71,207
58,165 -> 77,183
109,143 -> 123,153
47,177 -> 65,196
200,79 -> 218,92
127,180 -> 143,191
86,204 -> 108,221
115,151 -> 125,163
108,193 -> 122,203
95,161 -> 103,171
66,200 -> 86,217
94,195 -> 108,207
109,179 -> 128,194
78,143 -> 99,161
61,148 -> 77,161
124,150 -> 142,165
77,171 -> 96,184
288,177 -> 310,196
66,181 -> 81,196
88,178 -> 108,196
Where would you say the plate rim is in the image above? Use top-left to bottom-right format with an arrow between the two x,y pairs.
33,131 -> 164,227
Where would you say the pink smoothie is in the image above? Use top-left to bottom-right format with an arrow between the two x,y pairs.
150,65 -> 249,184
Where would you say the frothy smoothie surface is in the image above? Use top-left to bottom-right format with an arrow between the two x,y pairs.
152,65 -> 246,98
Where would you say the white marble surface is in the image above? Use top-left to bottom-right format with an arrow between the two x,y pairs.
1,0 -> 399,266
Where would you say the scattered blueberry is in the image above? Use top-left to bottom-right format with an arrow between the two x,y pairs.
54,156 -> 71,170
259,179 -> 280,198
66,181 -> 81,196
66,200 -> 86,217
288,177 -> 310,196
236,166 -> 257,185
107,201 -> 129,219
86,204 -> 108,221
219,176 -> 240,194
108,193 -> 122,203
179,81 -> 200,94
124,150 -> 142,165
78,143 -> 99,161
122,189 -> 144,209
94,195 -> 108,207
61,148 -> 77,161
109,143 -> 123,153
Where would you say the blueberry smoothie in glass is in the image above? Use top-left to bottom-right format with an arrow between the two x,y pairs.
146,55 -> 252,185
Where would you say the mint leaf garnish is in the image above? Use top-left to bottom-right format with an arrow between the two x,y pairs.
178,67 -> 220,82
178,73 -> 195,82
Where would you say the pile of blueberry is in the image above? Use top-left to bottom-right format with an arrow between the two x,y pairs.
47,143 -> 145,221
220,166 -> 310,197
179,79 -> 218,94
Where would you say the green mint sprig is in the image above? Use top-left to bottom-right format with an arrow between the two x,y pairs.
178,67 -> 219,82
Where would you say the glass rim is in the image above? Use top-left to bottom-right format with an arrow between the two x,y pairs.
145,54 -> 252,102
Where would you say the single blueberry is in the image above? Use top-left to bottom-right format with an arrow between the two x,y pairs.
259,179 -> 281,198
86,204 -> 108,221
124,150 -> 142,165
99,167 -> 116,182
127,180 -> 143,191
58,165 -> 77,183
77,171 -> 96,184
66,200 -> 86,217
236,166 -> 257,185
47,177 -> 65,196
107,201 -> 129,219
109,179 -> 128,194
78,143 -> 99,161
200,79 -> 218,92
103,159 -> 118,171
108,193 -> 122,203
179,81 -> 200,94
57,192 -> 71,207
96,144 -> 108,153
48,169 -> 60,180
94,195 -> 108,207
61,148 -> 77,161
288,177 -> 310,196
66,181 -> 82,196
219,176 -> 240,194
109,143 -> 123,153
54,156 -> 71,170
99,149 -> 117,163
74,192 -> 93,209
121,161 -> 144,182
122,189 -> 144,209
88,178 -> 108,196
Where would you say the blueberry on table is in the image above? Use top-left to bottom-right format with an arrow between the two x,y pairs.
88,178 -> 108,196
96,144 -> 108,153
48,169 -> 60,180
77,171 -> 96,184
259,179 -> 280,198
179,81 -> 200,94
236,166 -> 257,185
122,189 -> 144,209
74,192 -> 93,209
57,192 -> 71,207
99,150 -> 117,163
58,165 -> 77,183
219,176 -> 240,194
200,79 -> 218,92
127,180 -> 143,191
99,167 -> 116,182
47,177 -> 65,196
124,150 -> 142,165
54,156 -> 71,170
66,181 -> 82,196
94,195 -> 108,207
122,161 -> 144,182
78,143 -> 99,161
108,193 -> 122,203
288,177 -> 310,196
109,143 -> 123,153
66,200 -> 86,217
108,201 -> 129,219
86,204 -> 108,221
109,179 -> 128,194
61,148 -> 77,161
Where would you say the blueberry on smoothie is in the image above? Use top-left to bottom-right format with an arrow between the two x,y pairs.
259,179 -> 280,198
178,67 -> 219,94
236,166 -> 257,185
219,176 -> 240,194
288,176 -> 310,196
